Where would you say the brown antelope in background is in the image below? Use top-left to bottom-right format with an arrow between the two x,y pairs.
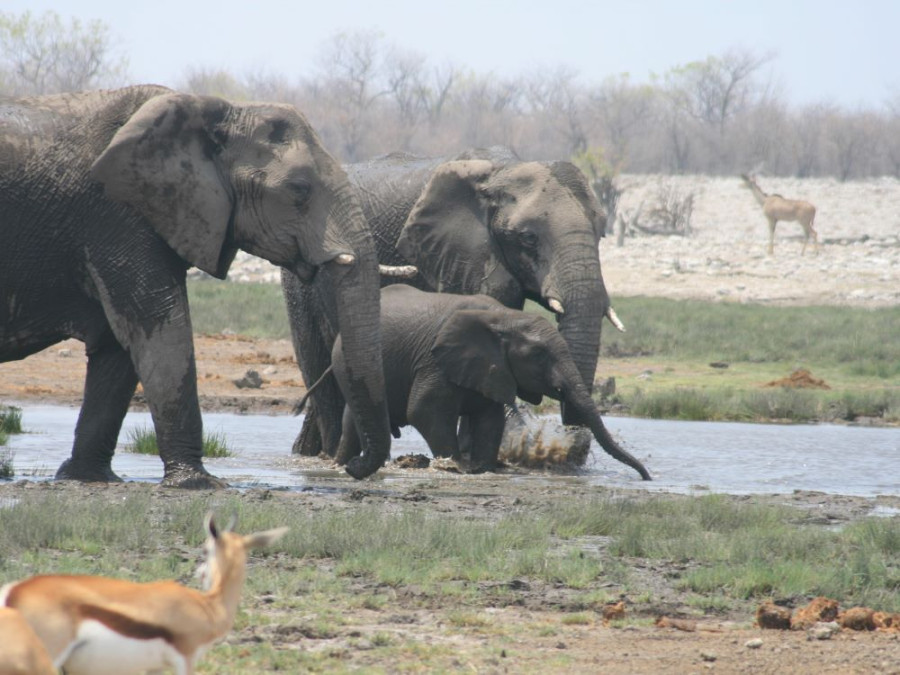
0,607 -> 56,675
740,174 -> 819,255
0,514 -> 287,675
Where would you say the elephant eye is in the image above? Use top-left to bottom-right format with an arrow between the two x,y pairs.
289,180 -> 312,206
495,226 -> 538,252
519,231 -> 539,250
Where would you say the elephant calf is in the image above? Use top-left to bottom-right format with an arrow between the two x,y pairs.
300,285 -> 650,480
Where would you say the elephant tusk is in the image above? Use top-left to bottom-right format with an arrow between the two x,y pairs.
606,307 -> 626,332
379,264 -> 418,278
548,298 -> 565,315
335,253 -> 356,265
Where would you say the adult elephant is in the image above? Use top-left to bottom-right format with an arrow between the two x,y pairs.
284,147 -> 622,459
0,85 -> 390,487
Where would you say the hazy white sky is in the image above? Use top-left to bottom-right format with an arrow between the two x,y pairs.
5,0 -> 897,108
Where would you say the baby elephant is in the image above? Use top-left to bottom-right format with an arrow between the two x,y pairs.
302,284 -> 650,479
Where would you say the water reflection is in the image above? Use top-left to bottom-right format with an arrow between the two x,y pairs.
4,405 -> 898,497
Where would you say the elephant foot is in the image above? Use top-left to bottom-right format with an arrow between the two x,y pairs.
344,455 -> 385,480
55,459 -> 123,483
160,465 -> 228,490
292,423 -> 324,456
467,463 -> 498,475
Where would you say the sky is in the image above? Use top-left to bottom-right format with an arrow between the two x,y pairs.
4,0 -> 898,109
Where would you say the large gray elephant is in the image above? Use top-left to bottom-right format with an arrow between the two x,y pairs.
0,85 -> 390,487
298,285 -> 650,480
284,147 -> 622,460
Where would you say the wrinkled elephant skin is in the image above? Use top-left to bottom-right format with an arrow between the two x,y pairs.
320,286 -> 650,480
0,85 -> 389,488
286,148 -> 618,461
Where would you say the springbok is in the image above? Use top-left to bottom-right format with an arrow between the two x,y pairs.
0,514 -> 287,675
0,607 -> 56,675
740,174 -> 819,255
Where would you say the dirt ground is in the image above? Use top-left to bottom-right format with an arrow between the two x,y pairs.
0,481 -> 898,674
2,174 -> 899,672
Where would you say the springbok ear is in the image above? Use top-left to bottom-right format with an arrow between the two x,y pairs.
90,92 -> 237,279
244,527 -> 290,550
432,309 -> 517,405
398,160 -> 497,294
204,512 -> 220,540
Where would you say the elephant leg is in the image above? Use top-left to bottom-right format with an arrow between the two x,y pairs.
292,400 -> 323,456
334,405 -> 362,466
88,262 -> 224,489
282,270 -> 343,457
464,402 -> 505,473
408,390 -> 460,461
56,340 -> 138,482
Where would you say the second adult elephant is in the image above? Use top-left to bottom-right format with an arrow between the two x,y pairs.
298,285 -> 650,480
285,148 -> 623,458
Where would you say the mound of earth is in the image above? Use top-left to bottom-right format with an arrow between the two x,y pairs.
764,368 -> 831,389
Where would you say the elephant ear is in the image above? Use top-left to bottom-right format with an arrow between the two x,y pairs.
90,92 -> 237,279
549,160 -> 607,240
397,160 -> 498,294
432,309 -> 517,405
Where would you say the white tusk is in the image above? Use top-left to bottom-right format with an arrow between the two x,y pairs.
606,306 -> 626,332
548,298 -> 565,315
379,264 -> 418,278
335,253 -> 356,265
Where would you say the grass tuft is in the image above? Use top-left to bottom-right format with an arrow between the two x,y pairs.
0,405 -> 23,434
0,447 -> 12,479
124,426 -> 233,458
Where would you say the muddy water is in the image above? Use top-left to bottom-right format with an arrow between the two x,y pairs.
4,405 -> 898,497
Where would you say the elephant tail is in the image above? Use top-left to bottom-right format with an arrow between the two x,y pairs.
293,365 -> 335,416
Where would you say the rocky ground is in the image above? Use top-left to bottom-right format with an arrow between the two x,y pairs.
2,174 -> 899,672
222,173 -> 900,308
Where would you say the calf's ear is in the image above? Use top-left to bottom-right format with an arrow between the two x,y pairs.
432,309 -> 517,405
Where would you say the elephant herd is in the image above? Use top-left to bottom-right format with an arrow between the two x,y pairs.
0,85 -> 651,487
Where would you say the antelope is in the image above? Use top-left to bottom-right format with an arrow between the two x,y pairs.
740,174 -> 819,255
0,514 -> 287,675
0,607 -> 56,675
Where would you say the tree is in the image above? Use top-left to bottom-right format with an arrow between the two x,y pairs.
524,66 -> 588,156
587,73 -> 656,169
314,30 -> 390,161
664,48 -> 773,134
0,10 -> 127,95
180,67 -> 251,100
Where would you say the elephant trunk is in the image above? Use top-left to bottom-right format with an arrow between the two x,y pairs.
559,366 -> 652,481
546,237 -> 609,425
316,197 -> 391,479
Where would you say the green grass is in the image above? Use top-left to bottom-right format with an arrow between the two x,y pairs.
0,447 -> 12,479
1,489 -> 897,670
185,281 -> 899,377
3,490 -> 896,613
185,283 -> 900,378
124,425 -> 233,458
601,297 -> 900,376
187,279 -> 289,339
550,493 -> 900,610
0,405 -> 23,434
622,386 -> 900,423
183,284 -> 900,423
0,406 -> 17,479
